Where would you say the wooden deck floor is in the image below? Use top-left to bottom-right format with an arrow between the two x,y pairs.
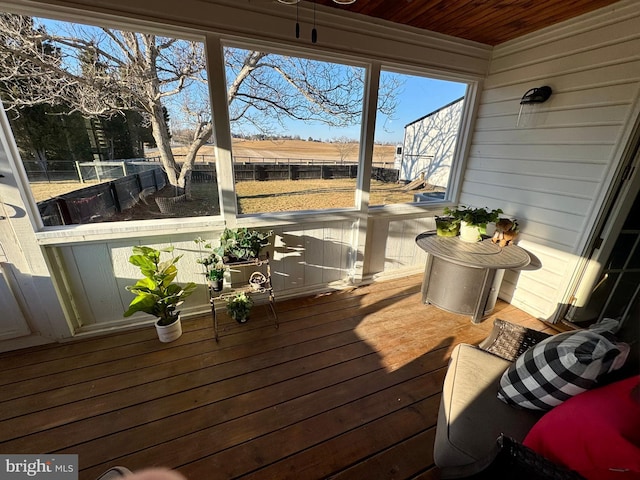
0,274 -> 554,480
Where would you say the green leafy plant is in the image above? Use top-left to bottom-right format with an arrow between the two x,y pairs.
226,291 -> 253,323
435,215 -> 461,237
214,228 -> 273,263
124,246 -> 197,326
194,237 -> 225,281
444,206 -> 503,228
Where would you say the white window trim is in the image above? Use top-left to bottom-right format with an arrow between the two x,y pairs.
0,2 -> 482,246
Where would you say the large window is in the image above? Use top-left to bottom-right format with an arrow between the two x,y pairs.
0,14 -> 218,225
223,45 -> 365,214
372,69 -> 468,206
1,12 -> 476,226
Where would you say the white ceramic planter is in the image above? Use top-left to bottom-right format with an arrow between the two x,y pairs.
155,317 -> 183,343
459,221 -> 482,243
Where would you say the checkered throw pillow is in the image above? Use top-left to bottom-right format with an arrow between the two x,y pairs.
497,330 -> 626,411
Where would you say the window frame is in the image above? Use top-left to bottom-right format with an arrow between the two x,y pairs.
0,7 -> 481,244
215,37 -> 371,221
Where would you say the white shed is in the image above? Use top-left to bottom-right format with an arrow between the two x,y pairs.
397,97 -> 464,187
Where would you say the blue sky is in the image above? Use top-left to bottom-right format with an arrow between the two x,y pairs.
375,75 -> 467,144
36,16 -> 467,146
291,74 -> 467,145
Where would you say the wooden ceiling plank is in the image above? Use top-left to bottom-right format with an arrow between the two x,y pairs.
314,0 -> 622,45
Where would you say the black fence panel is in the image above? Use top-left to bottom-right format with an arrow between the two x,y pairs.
233,165 -> 256,182
63,191 -> 116,224
138,169 -> 158,190
372,167 -> 399,183
38,167 -> 165,226
154,168 -> 167,190
191,164 -> 217,183
321,165 -> 357,179
38,199 -> 64,226
112,176 -> 142,211
294,165 -> 322,179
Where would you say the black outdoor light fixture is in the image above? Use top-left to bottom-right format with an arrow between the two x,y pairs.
278,0 -> 357,43
520,86 -> 552,105
517,85 -> 552,126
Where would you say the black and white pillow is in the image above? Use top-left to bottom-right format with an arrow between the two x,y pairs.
497,330 -> 628,411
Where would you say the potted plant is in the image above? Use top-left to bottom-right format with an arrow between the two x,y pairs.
206,263 -> 225,292
195,237 -> 226,292
226,291 -> 253,324
435,214 -> 461,237
214,228 -> 274,263
445,206 -> 503,243
123,246 -> 197,342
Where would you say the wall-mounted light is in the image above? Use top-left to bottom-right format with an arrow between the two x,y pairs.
520,86 -> 552,105
517,85 -> 552,126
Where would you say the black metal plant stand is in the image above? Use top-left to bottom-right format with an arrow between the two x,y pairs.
208,252 -> 278,342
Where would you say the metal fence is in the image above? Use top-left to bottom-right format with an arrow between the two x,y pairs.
25,155 -> 397,183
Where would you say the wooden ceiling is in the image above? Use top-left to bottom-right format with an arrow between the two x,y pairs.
312,0 -> 622,46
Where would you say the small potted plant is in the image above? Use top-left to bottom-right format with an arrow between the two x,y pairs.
226,291 -> 253,324
207,263 -> 225,292
435,213 -> 461,237
214,228 -> 273,263
445,206 -> 503,243
195,237 -> 226,292
124,246 -> 197,342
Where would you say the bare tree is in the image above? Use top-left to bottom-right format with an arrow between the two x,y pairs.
0,14 -> 401,194
332,136 -> 358,162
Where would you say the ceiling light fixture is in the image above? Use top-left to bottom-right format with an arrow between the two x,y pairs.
277,0 -> 356,42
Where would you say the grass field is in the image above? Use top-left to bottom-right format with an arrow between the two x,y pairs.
236,179 -> 423,213
28,140 -> 432,218
177,139 -> 396,164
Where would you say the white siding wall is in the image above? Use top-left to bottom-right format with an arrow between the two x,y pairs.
56,214 -> 434,330
462,0 -> 640,320
57,220 -> 359,329
400,99 -> 464,186
365,216 -> 434,276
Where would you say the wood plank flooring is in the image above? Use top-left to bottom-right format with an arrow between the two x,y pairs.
0,274 -> 554,480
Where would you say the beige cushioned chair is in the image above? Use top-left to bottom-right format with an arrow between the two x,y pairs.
434,343 -> 543,478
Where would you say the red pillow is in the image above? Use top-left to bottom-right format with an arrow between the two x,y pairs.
523,375 -> 640,480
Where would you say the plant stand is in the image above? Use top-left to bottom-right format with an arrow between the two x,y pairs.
208,252 -> 278,342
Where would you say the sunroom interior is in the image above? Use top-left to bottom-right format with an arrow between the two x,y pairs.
0,0 -> 638,478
